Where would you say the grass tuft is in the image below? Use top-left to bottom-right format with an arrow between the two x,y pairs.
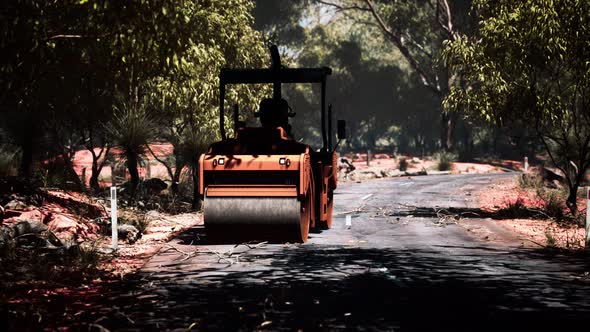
434,152 -> 456,171
398,158 -> 408,172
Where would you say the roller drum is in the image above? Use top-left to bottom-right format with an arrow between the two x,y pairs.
204,195 -> 305,242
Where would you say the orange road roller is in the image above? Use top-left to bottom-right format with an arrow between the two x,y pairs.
198,45 -> 346,243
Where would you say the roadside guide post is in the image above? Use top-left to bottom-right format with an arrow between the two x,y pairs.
111,186 -> 118,250
524,157 -> 529,173
586,187 -> 590,251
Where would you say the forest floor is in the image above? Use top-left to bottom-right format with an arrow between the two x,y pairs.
0,185 -> 202,324
474,175 -> 587,250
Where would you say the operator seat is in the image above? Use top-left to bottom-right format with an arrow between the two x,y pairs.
257,98 -> 293,136
207,97 -> 306,155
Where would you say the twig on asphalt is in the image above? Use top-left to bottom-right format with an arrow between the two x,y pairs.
207,241 -> 268,265
162,244 -> 199,261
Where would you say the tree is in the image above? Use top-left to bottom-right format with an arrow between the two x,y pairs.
254,0 -> 307,41
444,0 -> 590,214
107,96 -> 154,192
144,0 -> 270,195
255,3 -> 441,153
315,0 -> 474,150
0,0 -> 269,194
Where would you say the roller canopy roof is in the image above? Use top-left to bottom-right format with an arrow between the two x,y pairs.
220,67 -> 332,84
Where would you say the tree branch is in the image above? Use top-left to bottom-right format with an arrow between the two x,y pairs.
316,0 -> 370,12
364,0 -> 442,96
146,143 -> 174,181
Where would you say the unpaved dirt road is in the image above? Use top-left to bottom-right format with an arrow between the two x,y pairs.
93,174 -> 590,331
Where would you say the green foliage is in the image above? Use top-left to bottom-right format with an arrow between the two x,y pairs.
269,3 -> 442,152
538,189 -> 565,221
0,0 -> 269,192
304,0 -> 476,151
518,174 -> 544,191
107,99 -> 154,163
544,229 -> 557,248
444,0 -> 590,213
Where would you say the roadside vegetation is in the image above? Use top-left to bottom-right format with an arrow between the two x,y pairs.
0,0 -> 588,309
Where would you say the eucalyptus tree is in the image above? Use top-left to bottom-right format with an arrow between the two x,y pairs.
144,0 -> 270,195
314,0 -> 474,150
444,0 -> 590,214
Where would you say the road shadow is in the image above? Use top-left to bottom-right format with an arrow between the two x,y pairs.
36,236 -> 590,332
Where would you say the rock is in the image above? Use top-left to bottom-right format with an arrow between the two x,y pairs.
541,167 -> 564,184
1,209 -> 48,226
12,219 -> 48,236
48,214 -> 78,232
46,230 -> 65,247
359,170 -> 382,180
0,227 -> 15,246
143,178 -> 168,194
118,224 -> 140,243
145,210 -> 160,219
380,169 -> 403,178
4,199 -> 27,210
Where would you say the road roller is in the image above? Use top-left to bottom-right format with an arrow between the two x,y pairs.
198,45 -> 346,243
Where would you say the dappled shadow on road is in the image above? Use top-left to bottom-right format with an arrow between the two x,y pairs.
57,227 -> 590,332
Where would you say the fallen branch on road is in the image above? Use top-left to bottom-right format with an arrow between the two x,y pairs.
162,244 -> 199,261
207,241 -> 268,265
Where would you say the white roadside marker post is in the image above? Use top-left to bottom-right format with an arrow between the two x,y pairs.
524,156 -> 529,173
111,186 -> 118,250
586,187 -> 590,251
346,215 -> 352,229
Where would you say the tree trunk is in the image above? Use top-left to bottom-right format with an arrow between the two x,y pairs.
566,183 -> 579,216
89,172 -> 100,192
63,157 -> 83,191
441,112 -> 455,151
89,155 -> 101,192
171,165 -> 183,195
126,153 -> 140,191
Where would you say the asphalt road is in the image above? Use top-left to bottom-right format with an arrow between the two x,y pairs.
95,173 -> 590,331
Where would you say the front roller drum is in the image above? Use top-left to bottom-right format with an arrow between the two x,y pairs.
204,195 -> 310,243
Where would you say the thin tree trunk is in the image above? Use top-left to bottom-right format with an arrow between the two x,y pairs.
566,183 -> 579,216
171,163 -> 183,195
89,170 -> 100,191
441,112 -> 455,151
126,153 -> 140,192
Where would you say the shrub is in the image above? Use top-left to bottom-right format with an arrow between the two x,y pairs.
544,229 -> 557,248
518,173 -> 544,190
434,152 -> 456,171
536,188 -> 566,220
398,158 -> 408,172
498,196 -> 528,219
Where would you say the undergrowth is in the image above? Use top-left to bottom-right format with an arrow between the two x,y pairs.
0,239 -> 103,285
398,158 -> 408,172
434,152 -> 456,171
